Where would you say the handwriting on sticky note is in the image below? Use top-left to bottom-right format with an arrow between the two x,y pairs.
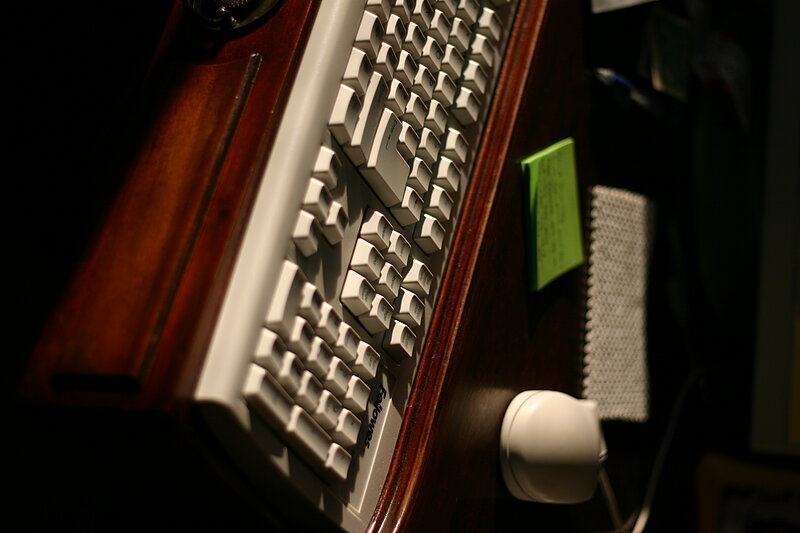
522,138 -> 584,290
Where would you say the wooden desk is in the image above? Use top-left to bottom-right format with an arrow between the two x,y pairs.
371,0 -> 591,529
15,1 -> 592,530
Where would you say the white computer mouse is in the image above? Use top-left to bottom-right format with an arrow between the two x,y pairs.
499,390 -> 606,503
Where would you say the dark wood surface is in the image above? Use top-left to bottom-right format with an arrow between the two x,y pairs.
22,1 -> 321,411
369,0 -> 592,530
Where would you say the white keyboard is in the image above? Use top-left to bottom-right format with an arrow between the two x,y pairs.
193,0 -> 518,530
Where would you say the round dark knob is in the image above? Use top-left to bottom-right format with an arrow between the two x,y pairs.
185,0 -> 281,31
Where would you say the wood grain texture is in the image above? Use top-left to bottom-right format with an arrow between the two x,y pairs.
23,0 -> 321,410
368,0 -> 592,530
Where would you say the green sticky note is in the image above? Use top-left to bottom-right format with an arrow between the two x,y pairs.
521,138 -> 584,290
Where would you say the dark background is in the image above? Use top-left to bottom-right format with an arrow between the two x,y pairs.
581,1 -> 800,531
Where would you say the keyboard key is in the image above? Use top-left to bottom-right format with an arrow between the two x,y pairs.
403,92 -> 428,130
354,342 -> 381,381
341,270 -> 376,316
350,238 -> 386,281
425,184 -> 454,220
342,48 -> 373,97
442,128 -> 469,166
361,109 -> 410,207
433,0 -> 456,18
295,371 -> 324,412
477,7 -> 503,43
286,316 -> 315,358
417,128 -> 440,166
441,43 -> 465,79
412,64 -> 436,100
384,14 -> 406,52
313,389 -> 343,431
411,0 -> 434,31
386,230 -> 412,269
334,322 -> 361,363
395,50 -> 418,88
325,443 -> 352,481
244,365 -> 293,427
366,0 -> 392,23
274,351 -> 304,395
322,200 -> 348,244
462,60 -> 488,97
360,209 -> 393,250
403,259 -> 434,295
343,375 -> 372,413
452,86 -> 481,125
408,157 -> 432,195
324,357 -> 353,397
383,320 -> 417,360
428,9 -> 452,46
434,71 -> 456,107
264,260 -> 305,336
292,210 -> 322,257
386,78 -> 410,116
425,99 -> 448,137
312,145 -> 340,189
316,302 -> 342,344
333,408 -> 361,448
286,405 -> 333,468
456,0 -> 479,25
298,282 -> 324,325
253,328 -> 286,374
402,21 -> 426,59
395,288 -> 425,327
355,11 -> 384,61
359,293 -> 394,334
449,16 -> 472,53
397,121 -> 420,160
434,156 -> 463,193
419,37 -> 443,71
374,42 -> 397,81
302,178 -> 333,223
389,186 -> 423,226
346,72 -> 388,167
391,0 -> 413,21
376,262 -> 402,300
469,33 -> 496,69
329,84 -> 361,146
414,213 -> 446,253
303,336 -> 335,378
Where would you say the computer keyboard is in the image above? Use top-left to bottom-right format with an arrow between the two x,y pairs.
192,0 -> 518,530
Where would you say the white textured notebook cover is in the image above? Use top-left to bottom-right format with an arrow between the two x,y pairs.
583,186 -> 654,421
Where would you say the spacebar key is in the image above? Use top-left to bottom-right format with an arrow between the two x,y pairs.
361,108 -> 410,207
